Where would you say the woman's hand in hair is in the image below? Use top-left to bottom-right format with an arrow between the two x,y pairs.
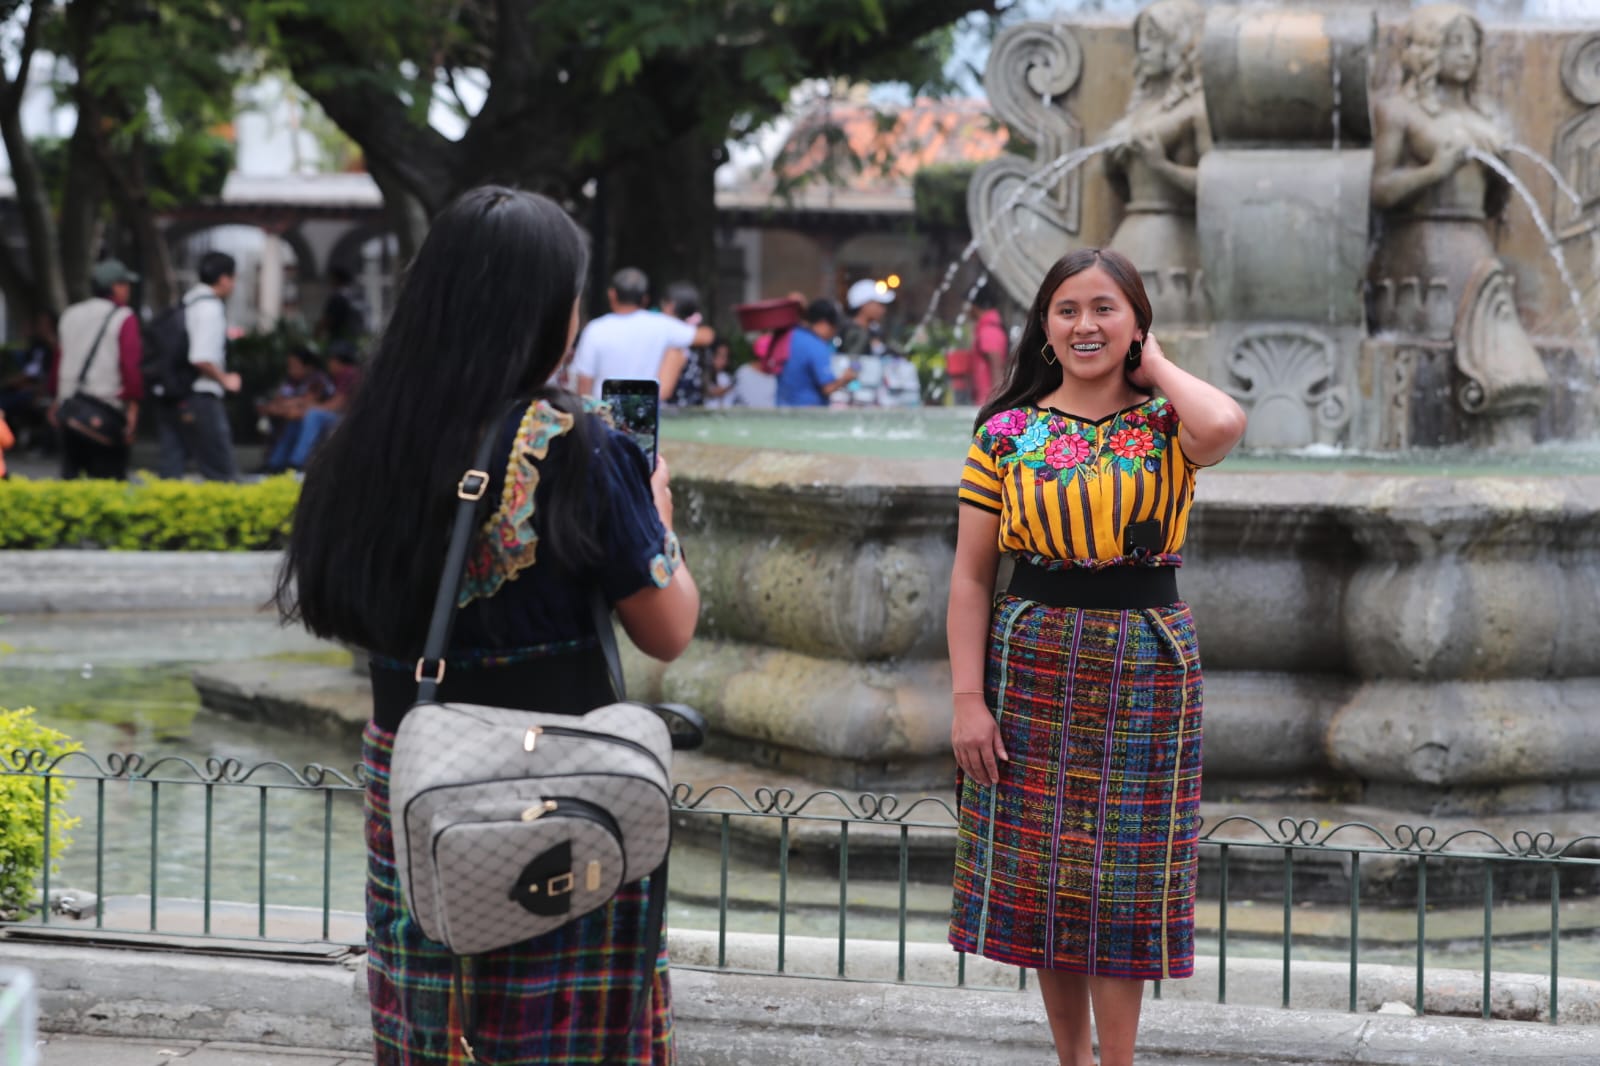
651,455 -> 674,531
1125,331 -> 1165,391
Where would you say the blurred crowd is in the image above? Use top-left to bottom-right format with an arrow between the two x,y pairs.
556,267 -> 1008,413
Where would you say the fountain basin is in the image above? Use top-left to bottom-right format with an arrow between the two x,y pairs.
632,423 -> 1600,813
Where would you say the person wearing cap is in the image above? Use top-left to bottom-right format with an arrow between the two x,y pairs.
838,277 -> 895,357
776,298 -> 856,407
47,258 -> 145,479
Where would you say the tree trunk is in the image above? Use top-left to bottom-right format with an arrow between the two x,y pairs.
129,196 -> 177,311
365,157 -> 431,265
0,102 -> 64,318
58,118 -> 107,305
603,128 -> 722,316
103,143 -> 176,309
83,104 -> 177,310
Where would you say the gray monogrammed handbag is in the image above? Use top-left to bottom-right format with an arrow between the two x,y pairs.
385,408 -> 702,1059
390,699 -> 674,955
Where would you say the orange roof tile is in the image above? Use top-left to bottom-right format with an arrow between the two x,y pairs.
779,98 -> 1007,188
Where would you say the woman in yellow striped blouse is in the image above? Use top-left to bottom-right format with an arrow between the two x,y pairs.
946,248 -> 1246,1066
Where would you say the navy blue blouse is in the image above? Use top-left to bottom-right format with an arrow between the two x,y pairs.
392,398 -> 678,669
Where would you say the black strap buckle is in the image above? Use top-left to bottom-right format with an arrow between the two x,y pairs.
457,469 -> 489,501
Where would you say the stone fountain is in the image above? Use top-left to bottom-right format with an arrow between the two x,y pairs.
971,2 -> 1600,451
627,4 -> 1600,845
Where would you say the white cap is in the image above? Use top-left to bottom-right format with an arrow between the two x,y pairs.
846,278 -> 895,311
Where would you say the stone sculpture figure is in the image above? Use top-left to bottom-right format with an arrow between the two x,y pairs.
1104,0 -> 1211,327
1369,3 -> 1549,444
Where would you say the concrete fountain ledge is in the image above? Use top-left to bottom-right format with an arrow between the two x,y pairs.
6,445 -> 1599,813
0,550 -> 283,614
647,442 -> 1600,813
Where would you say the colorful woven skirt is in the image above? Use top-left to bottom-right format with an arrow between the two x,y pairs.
363,721 -> 674,1065
948,595 -> 1204,980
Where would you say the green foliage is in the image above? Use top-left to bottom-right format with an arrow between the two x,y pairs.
272,0 -> 987,187
31,131 -> 233,211
38,1 -> 266,186
0,475 -> 300,551
913,162 -> 978,231
0,707 -> 81,919
899,318 -> 961,405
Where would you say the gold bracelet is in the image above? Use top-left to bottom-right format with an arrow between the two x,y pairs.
952,689 -> 983,695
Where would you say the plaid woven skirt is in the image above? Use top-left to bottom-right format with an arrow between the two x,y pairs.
363,721 -> 674,1065
948,595 -> 1204,980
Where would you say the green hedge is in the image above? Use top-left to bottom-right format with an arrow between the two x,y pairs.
0,707 -> 80,918
0,475 -> 299,550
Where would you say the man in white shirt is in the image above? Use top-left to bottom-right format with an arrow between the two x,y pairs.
157,250 -> 242,480
572,268 -> 714,398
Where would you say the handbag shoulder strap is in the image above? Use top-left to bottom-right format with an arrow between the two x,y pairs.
73,306 -> 124,393
414,397 -> 629,705
414,412 -> 507,703
589,587 -> 626,702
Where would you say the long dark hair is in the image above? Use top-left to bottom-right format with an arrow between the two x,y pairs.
974,247 -> 1152,431
275,186 -> 592,657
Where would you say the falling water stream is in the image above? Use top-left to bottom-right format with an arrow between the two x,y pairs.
1329,38 -> 1343,329
1505,143 -> 1584,211
913,140 -> 1123,340
1470,147 -> 1594,337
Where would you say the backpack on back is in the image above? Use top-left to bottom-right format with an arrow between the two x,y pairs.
141,294 -> 216,400
754,327 -> 795,376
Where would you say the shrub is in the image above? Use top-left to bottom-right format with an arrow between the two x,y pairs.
0,474 -> 299,550
0,708 -> 81,918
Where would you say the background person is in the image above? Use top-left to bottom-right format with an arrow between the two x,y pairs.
703,340 -> 735,408
0,311 -> 56,453
275,186 -> 699,1065
572,267 -> 714,398
946,248 -> 1245,1066
158,250 -> 242,481
280,345 -> 364,471
47,258 -> 144,480
317,262 -> 369,358
775,299 -> 855,407
259,347 -> 334,473
657,280 -> 710,406
837,277 -> 894,356
969,285 -> 1008,404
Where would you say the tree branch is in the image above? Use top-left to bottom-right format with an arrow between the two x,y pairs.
277,14 -> 461,211
11,0 -> 41,106
0,0 -> 66,314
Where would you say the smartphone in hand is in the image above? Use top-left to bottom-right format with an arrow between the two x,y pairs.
600,378 -> 660,468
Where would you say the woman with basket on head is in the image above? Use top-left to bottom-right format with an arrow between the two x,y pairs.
277,186 -> 699,1065
946,248 -> 1245,1066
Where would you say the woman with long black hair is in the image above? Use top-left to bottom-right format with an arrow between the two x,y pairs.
946,248 -> 1245,1066
276,186 -> 698,1064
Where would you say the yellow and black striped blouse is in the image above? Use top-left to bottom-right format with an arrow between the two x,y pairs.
957,397 -> 1198,568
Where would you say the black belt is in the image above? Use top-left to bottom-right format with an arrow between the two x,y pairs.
1007,559 -> 1179,610
370,644 -> 616,732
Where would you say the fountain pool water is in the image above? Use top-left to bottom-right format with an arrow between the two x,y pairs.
663,407 -> 1600,475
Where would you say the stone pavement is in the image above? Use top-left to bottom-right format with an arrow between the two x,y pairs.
36,1035 -> 367,1066
30,1032 -> 1309,1066
15,938 -> 1600,1066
